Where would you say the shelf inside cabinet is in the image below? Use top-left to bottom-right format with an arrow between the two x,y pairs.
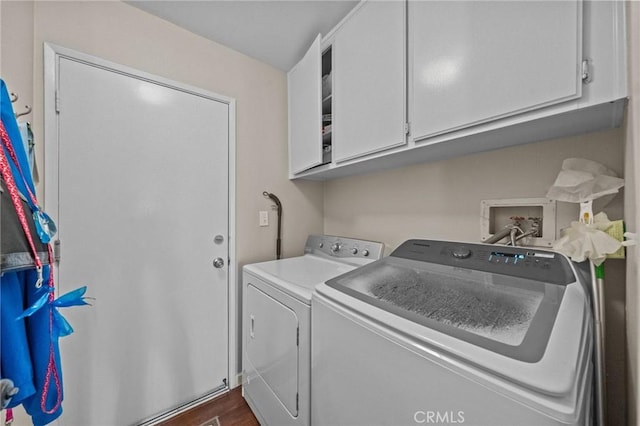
320,46 -> 332,165
322,95 -> 332,115
322,129 -> 332,144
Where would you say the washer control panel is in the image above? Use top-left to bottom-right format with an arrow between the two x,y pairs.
486,249 -> 555,269
305,235 -> 384,262
391,239 -> 576,285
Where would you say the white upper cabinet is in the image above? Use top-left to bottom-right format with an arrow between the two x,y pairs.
410,0 -> 583,142
333,1 -> 406,162
288,34 -> 323,175
288,0 -> 626,181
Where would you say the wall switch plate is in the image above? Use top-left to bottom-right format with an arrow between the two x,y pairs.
480,198 -> 556,247
259,211 -> 269,227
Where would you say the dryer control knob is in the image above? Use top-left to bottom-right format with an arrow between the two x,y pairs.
452,247 -> 471,259
351,248 -> 358,255
331,242 -> 341,253
362,249 -> 370,257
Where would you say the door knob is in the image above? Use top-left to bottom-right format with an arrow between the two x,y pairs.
213,257 -> 225,268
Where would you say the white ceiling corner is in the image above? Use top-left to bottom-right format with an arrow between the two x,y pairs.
126,0 -> 359,71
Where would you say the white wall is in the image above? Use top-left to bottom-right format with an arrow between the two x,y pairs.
0,1 -> 34,127
625,2 -> 640,425
324,129 -> 624,251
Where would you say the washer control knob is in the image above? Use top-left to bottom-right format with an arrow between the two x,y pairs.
330,242 -> 341,253
319,242 -> 324,248
351,248 -> 358,255
362,249 -> 370,257
452,247 -> 471,259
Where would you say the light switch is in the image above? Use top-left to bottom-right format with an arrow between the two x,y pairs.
259,211 -> 269,227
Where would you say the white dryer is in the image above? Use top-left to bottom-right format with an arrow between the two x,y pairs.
242,235 -> 383,426
312,239 -> 593,426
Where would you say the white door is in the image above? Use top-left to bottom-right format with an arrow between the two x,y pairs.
410,0 -> 582,141
333,0 -> 406,162
50,54 -> 230,425
288,34 -> 323,175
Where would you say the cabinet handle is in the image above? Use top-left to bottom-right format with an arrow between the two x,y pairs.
250,314 -> 255,339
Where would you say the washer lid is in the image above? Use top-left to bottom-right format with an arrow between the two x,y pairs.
245,254 -> 355,303
326,247 -> 571,363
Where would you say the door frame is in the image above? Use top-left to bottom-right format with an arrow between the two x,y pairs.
42,43 -> 239,395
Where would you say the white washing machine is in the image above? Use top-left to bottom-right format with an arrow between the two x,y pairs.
242,235 -> 383,426
312,239 -> 593,426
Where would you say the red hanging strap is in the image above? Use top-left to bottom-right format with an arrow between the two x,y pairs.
0,120 -> 62,413
5,408 -> 14,425
0,121 -> 43,275
0,124 -> 38,207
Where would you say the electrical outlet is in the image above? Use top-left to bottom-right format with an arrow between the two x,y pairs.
259,211 -> 269,227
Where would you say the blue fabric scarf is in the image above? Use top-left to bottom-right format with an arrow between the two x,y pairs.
1,79 -> 90,426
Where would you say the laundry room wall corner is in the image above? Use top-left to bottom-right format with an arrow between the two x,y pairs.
624,1 -> 640,425
0,0 -> 35,189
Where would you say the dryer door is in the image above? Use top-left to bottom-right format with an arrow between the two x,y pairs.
246,284 -> 299,416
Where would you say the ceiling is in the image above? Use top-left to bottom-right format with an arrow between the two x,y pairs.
127,1 -> 359,71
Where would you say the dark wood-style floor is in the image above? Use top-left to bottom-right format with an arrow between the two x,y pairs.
158,387 -> 259,426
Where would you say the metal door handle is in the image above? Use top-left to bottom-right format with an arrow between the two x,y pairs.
213,257 -> 225,268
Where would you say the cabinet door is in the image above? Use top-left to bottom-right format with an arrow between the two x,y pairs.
411,1 -> 582,142
333,1 -> 406,163
288,34 -> 323,175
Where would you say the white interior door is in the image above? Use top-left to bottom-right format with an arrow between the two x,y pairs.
51,54 -> 230,425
